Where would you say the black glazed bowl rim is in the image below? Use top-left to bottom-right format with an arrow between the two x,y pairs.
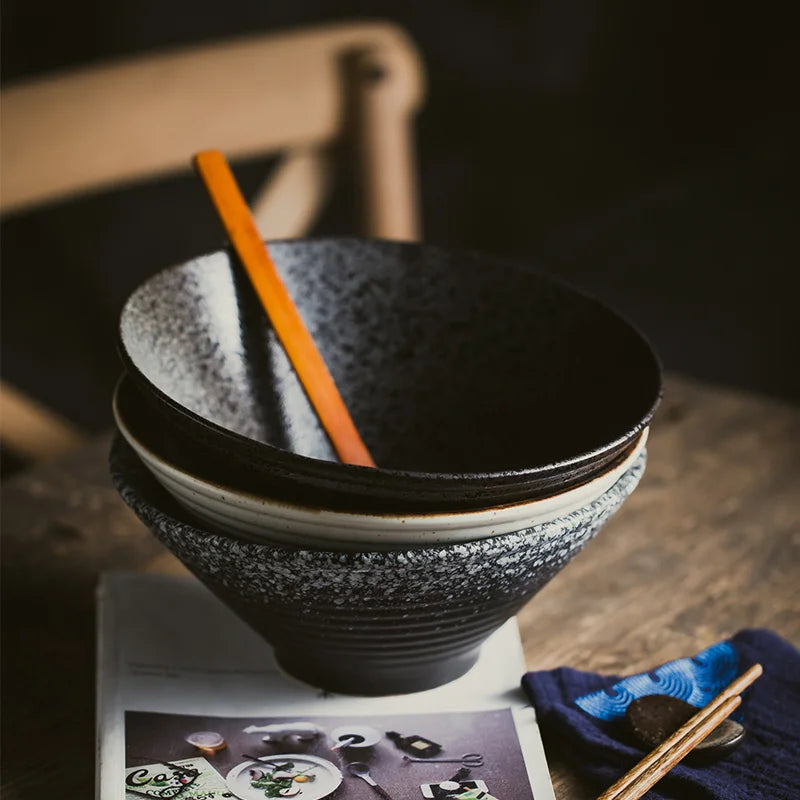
110,431 -> 647,559
114,372 -> 648,526
118,237 -> 662,512
115,368 -> 649,512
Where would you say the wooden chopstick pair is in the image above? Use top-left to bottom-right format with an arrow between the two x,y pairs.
597,663 -> 763,800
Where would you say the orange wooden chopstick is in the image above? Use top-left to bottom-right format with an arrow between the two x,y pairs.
193,150 -> 375,468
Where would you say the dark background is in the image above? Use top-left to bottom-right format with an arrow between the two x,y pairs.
2,0 -> 798,449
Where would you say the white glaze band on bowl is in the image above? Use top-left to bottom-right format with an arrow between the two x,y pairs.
114,381 -> 648,548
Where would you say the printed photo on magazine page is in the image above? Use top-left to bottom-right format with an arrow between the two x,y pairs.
124,708 -> 534,800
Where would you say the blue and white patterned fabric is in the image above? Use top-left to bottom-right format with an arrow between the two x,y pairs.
575,640 -> 739,720
521,629 -> 800,799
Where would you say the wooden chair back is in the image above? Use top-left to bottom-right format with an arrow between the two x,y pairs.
0,21 -> 426,461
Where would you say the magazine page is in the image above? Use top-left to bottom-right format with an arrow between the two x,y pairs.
97,572 -> 555,800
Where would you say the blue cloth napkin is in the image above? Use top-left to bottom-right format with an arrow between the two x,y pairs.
521,629 -> 800,799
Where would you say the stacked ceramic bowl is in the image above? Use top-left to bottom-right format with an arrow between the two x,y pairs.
111,238 -> 661,694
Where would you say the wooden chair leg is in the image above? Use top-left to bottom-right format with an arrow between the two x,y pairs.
0,381 -> 85,462
351,46 -> 422,242
250,147 -> 334,240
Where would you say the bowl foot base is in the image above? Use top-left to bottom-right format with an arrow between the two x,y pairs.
274,646 -> 482,696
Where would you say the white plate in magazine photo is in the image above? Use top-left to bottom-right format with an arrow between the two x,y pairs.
226,754 -> 343,799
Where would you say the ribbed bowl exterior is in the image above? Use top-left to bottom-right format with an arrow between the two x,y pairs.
110,436 -> 645,694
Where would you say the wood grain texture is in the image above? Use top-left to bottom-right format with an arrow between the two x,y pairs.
1,374 -> 798,799
521,375 -> 800,798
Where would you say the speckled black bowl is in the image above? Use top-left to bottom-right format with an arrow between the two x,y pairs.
110,435 -> 647,695
119,238 -> 660,513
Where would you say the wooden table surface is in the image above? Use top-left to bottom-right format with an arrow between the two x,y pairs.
2,374 -> 799,799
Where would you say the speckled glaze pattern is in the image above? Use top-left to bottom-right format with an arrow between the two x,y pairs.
118,238 -> 661,513
110,436 -> 646,694
120,252 -> 335,460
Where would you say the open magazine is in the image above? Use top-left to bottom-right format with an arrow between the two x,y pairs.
97,572 -> 555,800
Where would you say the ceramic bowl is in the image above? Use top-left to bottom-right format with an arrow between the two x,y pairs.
118,238 -> 661,513
110,435 -> 646,695
114,374 -> 648,548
